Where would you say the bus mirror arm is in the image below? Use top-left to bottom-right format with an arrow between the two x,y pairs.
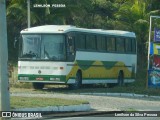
14,37 -> 18,48
70,46 -> 75,54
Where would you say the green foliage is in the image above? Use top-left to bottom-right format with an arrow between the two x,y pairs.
6,0 -> 160,69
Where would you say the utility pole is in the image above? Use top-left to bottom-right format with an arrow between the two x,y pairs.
0,0 -> 10,113
27,0 -> 31,28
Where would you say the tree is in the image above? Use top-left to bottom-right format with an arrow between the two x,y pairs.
6,0 -> 160,64
6,0 -> 92,61
115,0 -> 149,67
79,0 -> 119,29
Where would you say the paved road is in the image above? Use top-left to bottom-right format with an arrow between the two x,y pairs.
11,92 -> 160,111
47,117 -> 159,120
50,117 -> 159,120
41,111 -> 160,120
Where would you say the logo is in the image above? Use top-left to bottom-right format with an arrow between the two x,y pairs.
38,70 -> 41,74
2,112 -> 11,117
1,112 -> 43,118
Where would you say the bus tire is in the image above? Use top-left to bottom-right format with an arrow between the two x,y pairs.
69,71 -> 82,90
118,71 -> 124,86
32,83 -> 44,89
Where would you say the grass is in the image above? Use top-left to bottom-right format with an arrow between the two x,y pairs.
10,96 -> 89,109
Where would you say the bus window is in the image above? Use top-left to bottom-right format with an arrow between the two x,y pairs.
107,37 -> 116,52
41,35 -> 65,60
86,35 -> 96,50
97,36 -> 106,51
125,38 -> 132,52
76,34 -> 85,50
132,39 -> 136,53
116,38 -> 125,52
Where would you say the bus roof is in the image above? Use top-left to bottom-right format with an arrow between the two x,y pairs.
21,25 -> 136,38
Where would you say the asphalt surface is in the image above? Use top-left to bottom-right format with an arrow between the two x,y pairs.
40,111 -> 160,120
49,117 -> 160,120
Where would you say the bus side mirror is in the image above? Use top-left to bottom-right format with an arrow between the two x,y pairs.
14,37 -> 18,48
67,37 -> 75,55
67,36 -> 73,46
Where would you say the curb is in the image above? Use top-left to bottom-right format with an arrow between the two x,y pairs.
12,104 -> 91,112
79,93 -> 160,99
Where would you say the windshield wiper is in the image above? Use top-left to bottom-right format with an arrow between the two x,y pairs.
22,51 -> 38,58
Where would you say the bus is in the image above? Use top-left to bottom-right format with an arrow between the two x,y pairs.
18,25 -> 137,89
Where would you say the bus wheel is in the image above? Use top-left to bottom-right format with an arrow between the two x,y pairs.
118,71 -> 124,86
32,83 -> 44,89
69,71 -> 82,90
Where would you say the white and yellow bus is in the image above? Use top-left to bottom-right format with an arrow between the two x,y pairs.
18,25 -> 137,89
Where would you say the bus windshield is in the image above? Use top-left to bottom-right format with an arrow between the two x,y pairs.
19,34 -> 66,61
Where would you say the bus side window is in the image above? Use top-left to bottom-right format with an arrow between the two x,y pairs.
76,34 -> 85,50
132,39 -> 136,53
116,38 -> 125,52
125,38 -> 132,53
97,36 -> 106,51
86,35 -> 96,50
107,37 -> 116,52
